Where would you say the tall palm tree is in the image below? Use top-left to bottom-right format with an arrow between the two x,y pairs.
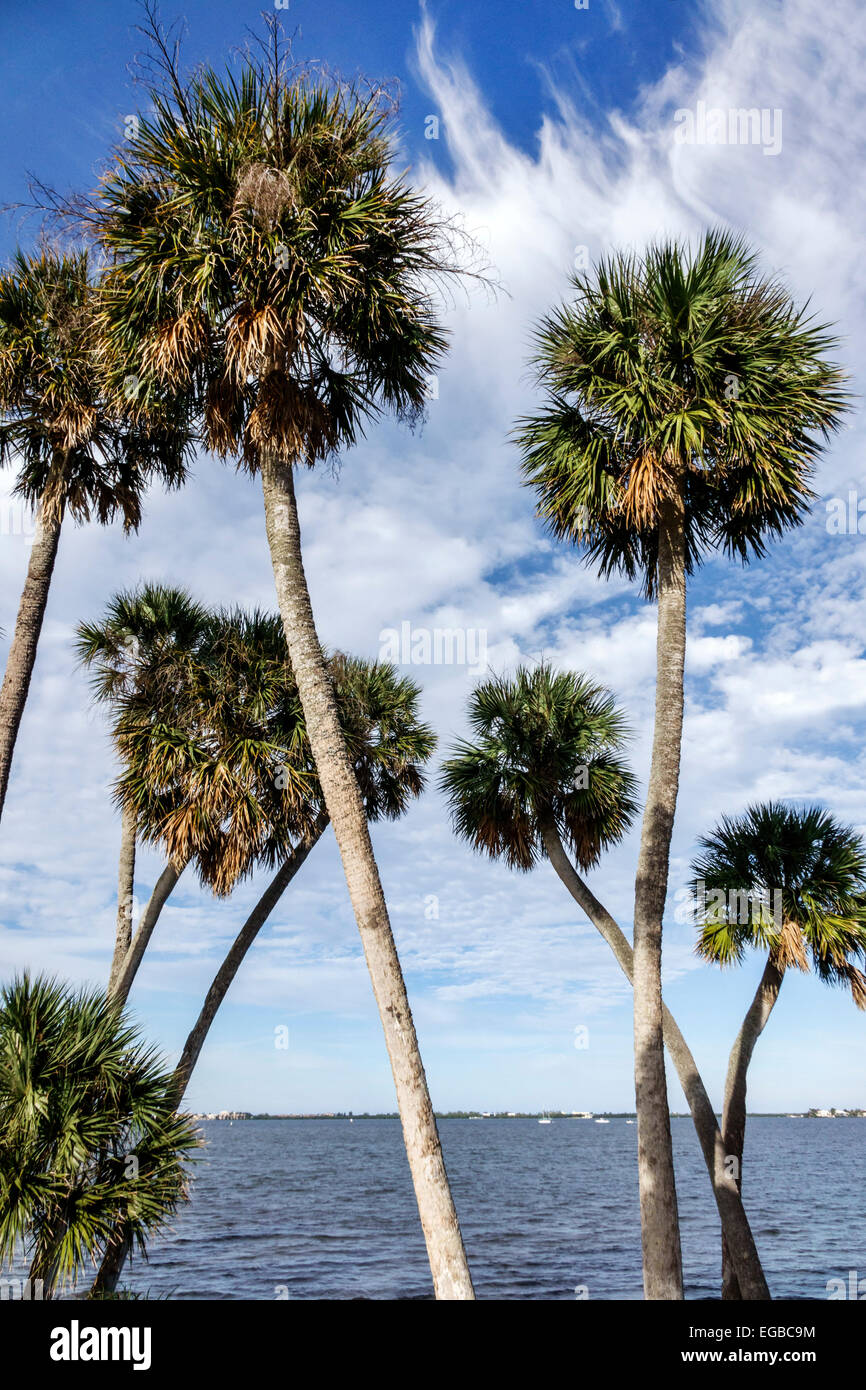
75,584 -> 210,992
0,250 -> 190,825
91,607 -> 435,1293
0,973 -> 197,1299
516,231 -> 848,1297
692,802 -> 866,1299
441,664 -> 770,1299
93,18 -> 475,1295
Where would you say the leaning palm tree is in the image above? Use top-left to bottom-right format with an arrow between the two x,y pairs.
170,652 -> 435,1101
91,609 -> 435,1292
516,231 -> 848,1297
93,17 -> 475,1296
75,584 -> 210,992
441,664 -> 770,1299
0,973 -> 197,1298
692,802 -> 866,1299
0,249 -> 190,824
107,610 -> 435,1006
88,601 -> 314,1294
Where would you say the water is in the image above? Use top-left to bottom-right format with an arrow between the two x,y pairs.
108,1116 -> 862,1300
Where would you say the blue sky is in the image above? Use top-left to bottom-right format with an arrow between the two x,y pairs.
0,0 -> 864,1116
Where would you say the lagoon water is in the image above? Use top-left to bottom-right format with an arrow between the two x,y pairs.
116,1116 -> 862,1300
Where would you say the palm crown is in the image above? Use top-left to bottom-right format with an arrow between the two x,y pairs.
0,973 -> 197,1292
0,249 -> 190,526
691,801 -> 866,1006
96,29 -> 458,471
89,596 -> 435,895
516,231 -> 848,594
440,663 -> 639,872
76,582 -> 210,707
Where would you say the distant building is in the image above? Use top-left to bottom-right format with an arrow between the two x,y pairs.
192,1111 -> 252,1121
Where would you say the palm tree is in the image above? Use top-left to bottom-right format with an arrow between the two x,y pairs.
91,608 -> 436,1292
516,231 -> 848,1297
169,650 -> 436,1102
0,250 -> 190,825
0,973 -> 197,1299
692,802 -> 866,1299
441,663 -> 770,1299
75,584 -> 210,992
93,17 -> 474,1296
110,610 -> 436,1013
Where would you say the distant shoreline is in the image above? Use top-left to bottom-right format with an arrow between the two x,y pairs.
190,1108 -> 866,1121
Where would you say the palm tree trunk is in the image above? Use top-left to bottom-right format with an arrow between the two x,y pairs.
260,451 -> 474,1300
631,496 -> 687,1298
110,860 -> 185,1008
28,1241 -> 62,1300
28,1185 -> 74,1299
720,957 -> 784,1299
93,859 -> 189,1294
171,828 -> 323,1103
108,804 -> 137,995
89,1225 -> 132,1299
541,820 -> 771,1300
92,832 -> 325,1296
0,499 -> 62,823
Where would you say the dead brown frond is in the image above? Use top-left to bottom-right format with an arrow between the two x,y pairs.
244,370 -> 336,469
142,310 -> 209,386
847,964 -> 866,1011
157,799 -> 205,871
204,375 -> 243,457
622,449 -> 677,528
770,918 -> 810,972
233,162 -> 297,230
225,302 -> 287,384
53,403 -> 99,451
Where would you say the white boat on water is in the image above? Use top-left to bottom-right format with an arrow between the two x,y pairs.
538,1113 -> 553,1124
595,1117 -> 610,1124
626,1120 -> 634,1124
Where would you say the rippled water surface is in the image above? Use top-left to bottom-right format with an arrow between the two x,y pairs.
110,1116 -> 863,1300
